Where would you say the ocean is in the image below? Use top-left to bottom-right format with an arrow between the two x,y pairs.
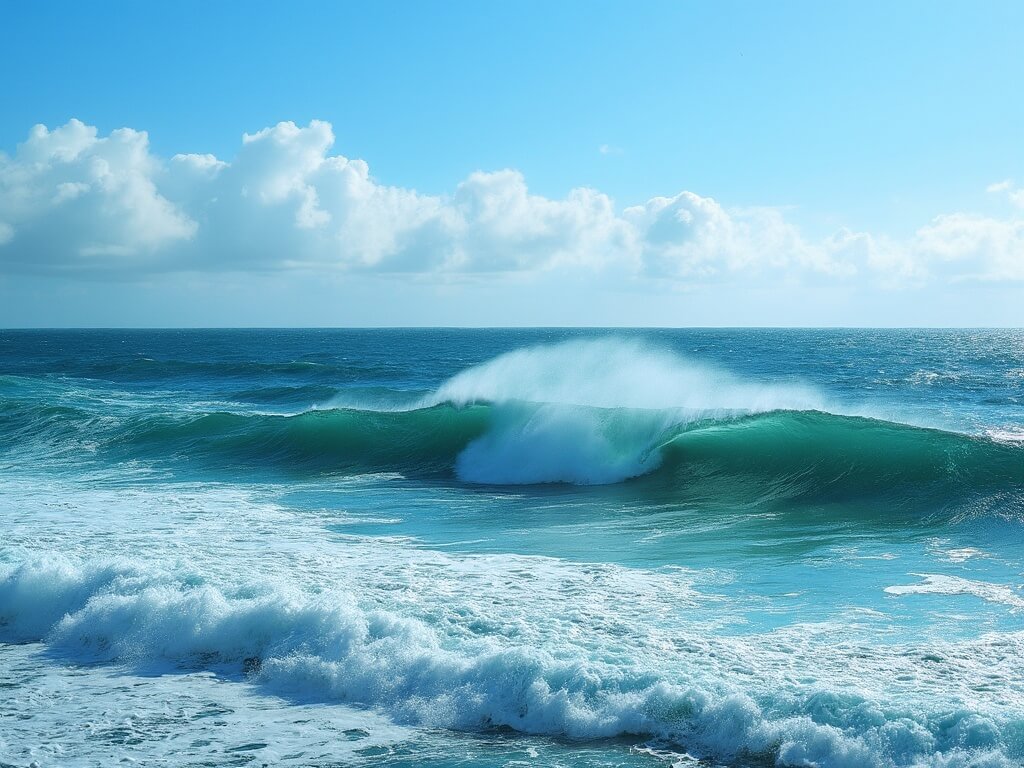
1,328 -> 1022,768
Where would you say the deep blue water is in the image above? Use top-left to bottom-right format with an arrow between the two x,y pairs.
1,329 -> 1022,767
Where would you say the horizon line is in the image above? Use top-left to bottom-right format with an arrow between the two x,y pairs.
3,325 -> 1023,332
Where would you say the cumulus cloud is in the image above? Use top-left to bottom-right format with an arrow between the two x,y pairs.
0,120 -> 196,269
623,193 -> 857,279
1,118 -> 1022,284
910,213 -> 1024,280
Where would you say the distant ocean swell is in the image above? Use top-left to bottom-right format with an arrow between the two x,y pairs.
1,555 -> 1021,768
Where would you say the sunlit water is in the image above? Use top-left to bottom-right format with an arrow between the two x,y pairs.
1,329 -> 1022,767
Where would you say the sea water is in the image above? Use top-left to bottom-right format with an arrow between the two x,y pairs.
0,328 -> 1022,767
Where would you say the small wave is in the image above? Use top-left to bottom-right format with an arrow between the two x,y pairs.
885,574 -> 1024,610
908,370 -> 962,386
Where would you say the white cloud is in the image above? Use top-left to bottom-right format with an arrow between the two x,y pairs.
910,213 -> 1024,280
155,120 -> 625,273
447,170 -> 633,272
863,212 -> 1024,284
0,120 -> 197,270
986,179 -> 1024,211
624,193 -> 856,278
1,118 -> 1022,285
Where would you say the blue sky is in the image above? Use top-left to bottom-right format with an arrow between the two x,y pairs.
2,1 -> 1023,326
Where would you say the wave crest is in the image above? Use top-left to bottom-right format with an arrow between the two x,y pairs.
427,338 -> 823,412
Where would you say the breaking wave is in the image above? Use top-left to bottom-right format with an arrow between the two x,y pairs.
1,555 -> 1021,768
2,339 -> 1022,512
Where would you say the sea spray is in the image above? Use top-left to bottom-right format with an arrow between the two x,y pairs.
426,337 -> 825,412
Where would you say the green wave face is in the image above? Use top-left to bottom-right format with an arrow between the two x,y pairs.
655,411 -> 1024,515
117,405 -> 493,476
4,384 -> 1022,515
108,403 -> 1024,513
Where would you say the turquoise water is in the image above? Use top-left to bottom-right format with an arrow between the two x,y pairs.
1,329 -> 1022,767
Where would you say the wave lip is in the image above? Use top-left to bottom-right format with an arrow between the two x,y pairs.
454,402 -> 677,485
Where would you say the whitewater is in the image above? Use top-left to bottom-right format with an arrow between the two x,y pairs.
1,329 -> 1023,768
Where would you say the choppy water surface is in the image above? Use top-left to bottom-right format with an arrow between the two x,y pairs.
1,329 -> 1022,767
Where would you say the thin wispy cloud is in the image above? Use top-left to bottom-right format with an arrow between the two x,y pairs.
986,179 -> 1024,210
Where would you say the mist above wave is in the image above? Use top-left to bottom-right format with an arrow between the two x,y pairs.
426,337 -> 824,412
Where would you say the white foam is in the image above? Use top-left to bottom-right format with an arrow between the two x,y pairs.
985,428 -> 1024,445
885,574 -> 1024,610
2,552 -> 1022,768
427,338 -> 823,412
2,478 -> 1022,768
0,642 -> 411,768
